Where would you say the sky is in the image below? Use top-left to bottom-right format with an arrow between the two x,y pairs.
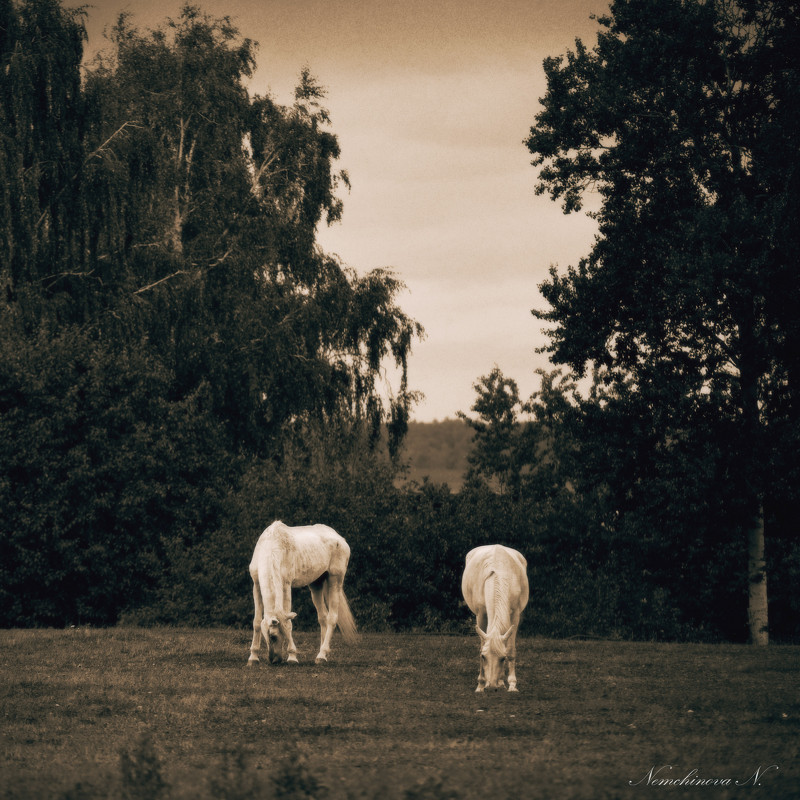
79,0 -> 607,421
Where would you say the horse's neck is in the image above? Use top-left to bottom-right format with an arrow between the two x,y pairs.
260,546 -> 288,611
484,570 -> 513,633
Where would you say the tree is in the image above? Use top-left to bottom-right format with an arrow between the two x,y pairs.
459,367 -> 523,496
79,5 -> 422,453
0,1 -> 423,625
526,0 -> 800,643
0,0 -> 87,323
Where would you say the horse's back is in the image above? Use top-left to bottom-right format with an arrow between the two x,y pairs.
291,523 -> 349,552
462,544 -> 528,612
250,521 -> 350,584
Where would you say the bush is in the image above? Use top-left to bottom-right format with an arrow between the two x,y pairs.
0,328 -> 233,627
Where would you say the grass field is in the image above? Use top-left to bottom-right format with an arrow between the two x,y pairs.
1,628 -> 798,799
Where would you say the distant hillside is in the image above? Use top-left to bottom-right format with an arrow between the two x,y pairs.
396,418 -> 474,490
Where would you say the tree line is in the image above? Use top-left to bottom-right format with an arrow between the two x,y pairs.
397,420 -> 472,489
523,0 -> 800,645
0,0 -> 421,626
1,0 -> 797,642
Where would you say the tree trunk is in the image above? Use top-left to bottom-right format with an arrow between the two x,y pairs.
747,501 -> 768,645
170,186 -> 183,256
739,307 -> 768,645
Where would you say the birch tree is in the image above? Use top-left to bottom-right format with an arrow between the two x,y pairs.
82,4 -> 422,452
1,1 -> 423,625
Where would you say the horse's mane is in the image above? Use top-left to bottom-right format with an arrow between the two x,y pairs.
483,561 -> 513,645
484,633 -> 508,657
262,521 -> 296,612
265,521 -> 295,551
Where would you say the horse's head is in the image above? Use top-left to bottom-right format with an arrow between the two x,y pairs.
261,611 -> 297,664
477,625 -> 516,690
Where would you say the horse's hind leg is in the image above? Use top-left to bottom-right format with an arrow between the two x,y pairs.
316,574 -> 343,663
248,579 -> 263,666
309,577 -> 330,663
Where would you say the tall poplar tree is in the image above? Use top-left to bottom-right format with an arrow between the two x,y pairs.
526,0 -> 800,643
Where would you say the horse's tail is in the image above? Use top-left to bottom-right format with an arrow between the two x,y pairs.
336,587 -> 359,643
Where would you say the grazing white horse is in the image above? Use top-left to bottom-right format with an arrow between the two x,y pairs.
248,521 -> 358,666
462,544 -> 529,692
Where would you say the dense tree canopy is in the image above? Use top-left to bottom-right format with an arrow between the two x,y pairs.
0,1 -> 422,625
526,0 -> 800,642
2,0 -> 797,640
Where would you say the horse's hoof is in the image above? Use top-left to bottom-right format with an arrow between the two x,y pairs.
475,686 -> 484,693
247,658 -> 259,667
508,686 -> 519,693
315,655 -> 328,664
287,655 -> 299,664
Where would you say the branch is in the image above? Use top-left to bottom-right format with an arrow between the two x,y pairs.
36,121 -> 143,230
85,121 -> 142,166
39,270 -> 98,291
133,248 -> 231,295
133,270 -> 190,295
206,248 -> 232,268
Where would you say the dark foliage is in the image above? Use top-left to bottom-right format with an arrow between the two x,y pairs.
0,1 -> 421,627
524,0 -> 800,642
2,0 -> 797,643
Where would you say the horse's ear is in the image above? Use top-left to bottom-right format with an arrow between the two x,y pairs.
501,625 -> 517,643
476,625 -> 488,641
287,612 -> 297,620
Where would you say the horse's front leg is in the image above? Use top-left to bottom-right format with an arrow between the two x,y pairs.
475,611 -> 487,692
475,653 -> 487,693
248,580 -> 263,666
283,583 -> 299,663
507,611 -> 521,692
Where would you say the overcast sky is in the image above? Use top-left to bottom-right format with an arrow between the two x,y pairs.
80,0 -> 607,421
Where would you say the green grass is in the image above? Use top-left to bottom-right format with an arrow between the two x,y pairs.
1,628 -> 798,799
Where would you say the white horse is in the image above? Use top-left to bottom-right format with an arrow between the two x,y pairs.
461,544 -> 529,692
248,521 -> 358,666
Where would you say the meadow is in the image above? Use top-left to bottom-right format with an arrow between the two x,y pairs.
1,627 -> 798,799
